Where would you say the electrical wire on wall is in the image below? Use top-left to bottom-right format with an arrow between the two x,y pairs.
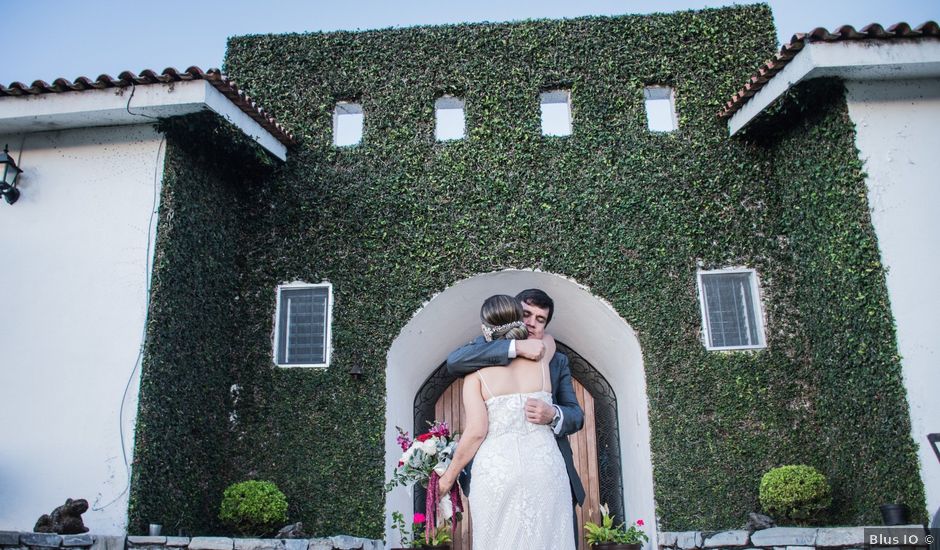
92,133 -> 165,513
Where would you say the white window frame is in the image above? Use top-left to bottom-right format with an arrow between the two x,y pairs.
273,281 -> 334,368
540,89 -> 572,137
643,86 -> 679,133
696,267 -> 766,351
333,101 -> 363,146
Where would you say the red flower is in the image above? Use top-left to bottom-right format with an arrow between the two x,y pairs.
416,433 -> 432,442
637,519 -> 645,526
413,513 -> 426,524
398,460 -> 404,466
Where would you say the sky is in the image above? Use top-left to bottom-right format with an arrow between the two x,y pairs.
3,0 -> 937,85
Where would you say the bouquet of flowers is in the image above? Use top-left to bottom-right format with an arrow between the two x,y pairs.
386,421 -> 463,544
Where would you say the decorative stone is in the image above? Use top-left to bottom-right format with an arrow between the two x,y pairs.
21,533 -> 63,547
0,532 -> 21,546
165,538 -> 190,548
128,537 -> 166,545
659,532 -> 680,547
704,530 -> 750,547
276,524 -> 307,539
306,539 -> 332,550
750,528 -> 817,547
677,531 -> 704,549
816,527 -> 864,547
743,513 -> 776,532
283,540 -> 306,550
329,536 -> 366,549
234,539 -> 285,550
62,535 -> 95,547
89,535 -> 124,550
189,538 -> 234,550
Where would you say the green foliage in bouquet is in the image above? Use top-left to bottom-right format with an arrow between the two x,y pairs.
218,480 -> 289,536
759,465 -> 832,524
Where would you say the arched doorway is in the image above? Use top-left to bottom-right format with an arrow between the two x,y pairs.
413,342 -> 623,550
385,270 -> 655,549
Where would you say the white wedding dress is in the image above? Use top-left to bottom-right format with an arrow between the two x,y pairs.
468,364 -> 575,550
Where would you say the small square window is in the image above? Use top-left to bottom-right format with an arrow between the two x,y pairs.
333,102 -> 363,146
644,86 -> 678,132
697,268 -> 766,350
274,283 -> 333,367
540,89 -> 572,136
435,96 -> 466,141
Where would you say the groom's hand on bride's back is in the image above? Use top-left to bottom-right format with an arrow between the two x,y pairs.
515,339 -> 545,361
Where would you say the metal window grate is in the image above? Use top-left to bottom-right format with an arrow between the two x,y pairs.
277,286 -> 330,365
700,271 -> 762,348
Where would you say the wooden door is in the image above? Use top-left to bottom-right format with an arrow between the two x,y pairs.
433,378 -> 601,550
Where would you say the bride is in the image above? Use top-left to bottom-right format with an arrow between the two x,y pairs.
437,294 -> 575,550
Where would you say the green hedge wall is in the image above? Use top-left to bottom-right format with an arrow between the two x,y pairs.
129,4 -> 925,536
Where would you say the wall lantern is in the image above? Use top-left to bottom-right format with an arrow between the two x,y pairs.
0,145 -> 22,205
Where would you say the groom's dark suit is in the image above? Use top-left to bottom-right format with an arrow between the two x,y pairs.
446,336 -> 586,506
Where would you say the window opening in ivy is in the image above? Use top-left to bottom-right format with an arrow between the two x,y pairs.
540,89 -> 572,136
333,101 -> 363,146
274,283 -> 333,367
435,96 -> 466,141
697,268 -> 766,350
643,86 -> 678,132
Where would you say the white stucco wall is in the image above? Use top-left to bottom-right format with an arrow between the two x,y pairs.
385,270 -> 656,549
844,78 -> 940,524
0,125 -> 165,533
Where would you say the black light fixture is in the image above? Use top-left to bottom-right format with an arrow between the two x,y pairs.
349,364 -> 364,379
0,145 -> 22,205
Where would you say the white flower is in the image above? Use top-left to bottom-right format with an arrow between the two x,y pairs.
418,439 -> 438,455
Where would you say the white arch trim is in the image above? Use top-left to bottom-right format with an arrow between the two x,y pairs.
384,269 -> 656,548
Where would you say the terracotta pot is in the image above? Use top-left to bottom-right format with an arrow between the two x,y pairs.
591,544 -> 642,550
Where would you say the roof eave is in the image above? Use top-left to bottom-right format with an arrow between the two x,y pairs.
728,39 -> 940,136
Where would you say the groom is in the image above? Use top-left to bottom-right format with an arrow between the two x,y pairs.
446,288 -> 586,543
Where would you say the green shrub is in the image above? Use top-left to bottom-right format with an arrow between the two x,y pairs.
759,465 -> 832,524
218,480 -> 288,536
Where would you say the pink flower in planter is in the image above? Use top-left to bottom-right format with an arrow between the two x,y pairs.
413,513 -> 426,524
637,519 -> 645,526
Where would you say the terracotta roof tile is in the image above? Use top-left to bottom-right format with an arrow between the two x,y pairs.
718,21 -> 940,120
0,66 -> 295,146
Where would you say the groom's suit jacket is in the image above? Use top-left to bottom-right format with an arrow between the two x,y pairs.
446,337 -> 587,506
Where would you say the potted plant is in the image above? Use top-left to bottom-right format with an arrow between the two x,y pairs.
759,465 -> 831,525
584,504 -> 649,550
390,511 -> 452,549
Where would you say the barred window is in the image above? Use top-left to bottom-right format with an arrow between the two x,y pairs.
275,283 -> 333,367
697,269 -> 766,350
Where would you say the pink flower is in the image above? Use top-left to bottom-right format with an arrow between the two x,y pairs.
396,428 -> 412,452
637,519 -> 645,526
413,513 -> 426,524
429,421 -> 450,438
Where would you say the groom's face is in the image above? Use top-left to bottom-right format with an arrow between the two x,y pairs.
520,301 -> 550,340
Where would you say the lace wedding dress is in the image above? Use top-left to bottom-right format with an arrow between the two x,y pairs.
468,367 -> 575,550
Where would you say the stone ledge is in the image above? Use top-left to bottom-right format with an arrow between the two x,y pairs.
750,528 -> 817,547
61,536 -> 95,547
0,531 -> 382,550
704,530 -> 750,547
188,538 -> 234,550
677,531 -> 704,549
815,528 -> 864,547
128,537 -> 167,546
20,534 -> 63,548
0,533 -> 21,546
164,539 -> 190,548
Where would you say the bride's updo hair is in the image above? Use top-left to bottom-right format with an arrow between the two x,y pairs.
480,294 -> 529,341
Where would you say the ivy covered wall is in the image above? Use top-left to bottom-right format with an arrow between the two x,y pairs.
129,4 -> 925,537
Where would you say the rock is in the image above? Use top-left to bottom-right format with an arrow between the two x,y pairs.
677,531 -> 704,549
750,528 -> 817,547
89,535 -> 125,550
234,539 -> 286,550
62,534 -> 95,547
815,527 -> 864,547
128,536 -> 167,545
165,538 -> 191,548
306,539 -> 332,550
743,513 -> 776,532
283,539 -> 307,550
703,530 -> 750,547
328,535 -> 367,549
659,532 -> 680,547
0,532 -> 21,546
189,537 -> 234,550
276,524 -> 307,539
20,533 -> 63,547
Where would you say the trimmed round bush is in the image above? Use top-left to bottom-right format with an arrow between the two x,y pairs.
759,465 -> 832,523
219,480 -> 288,536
